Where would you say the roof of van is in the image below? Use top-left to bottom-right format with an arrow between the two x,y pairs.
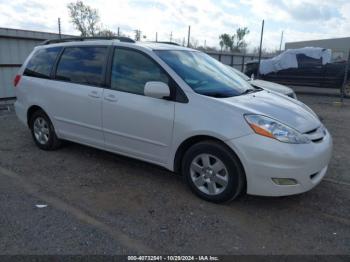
38,38 -> 194,51
135,42 -> 192,51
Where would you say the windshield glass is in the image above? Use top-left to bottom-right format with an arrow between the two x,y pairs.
227,66 -> 250,81
155,50 -> 255,97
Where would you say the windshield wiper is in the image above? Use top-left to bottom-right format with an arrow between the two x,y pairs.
241,89 -> 255,95
240,88 -> 262,95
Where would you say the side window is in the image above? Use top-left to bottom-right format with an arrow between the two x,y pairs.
111,48 -> 169,95
55,46 -> 108,86
24,47 -> 62,79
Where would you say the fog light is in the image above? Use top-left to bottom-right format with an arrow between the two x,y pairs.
272,178 -> 298,185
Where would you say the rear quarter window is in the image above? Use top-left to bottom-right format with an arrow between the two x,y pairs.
55,46 -> 108,86
24,47 -> 62,79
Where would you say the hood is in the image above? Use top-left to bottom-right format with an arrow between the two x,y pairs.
249,79 -> 293,95
222,90 -> 320,133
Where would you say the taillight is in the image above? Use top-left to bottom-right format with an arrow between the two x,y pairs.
14,74 -> 21,87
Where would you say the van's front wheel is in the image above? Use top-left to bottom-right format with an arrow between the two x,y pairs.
29,110 -> 61,150
182,141 -> 245,203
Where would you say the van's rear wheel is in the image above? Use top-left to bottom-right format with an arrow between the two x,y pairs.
182,141 -> 245,203
29,110 -> 61,150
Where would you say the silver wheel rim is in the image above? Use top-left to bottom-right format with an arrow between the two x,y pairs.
33,117 -> 50,145
190,153 -> 229,195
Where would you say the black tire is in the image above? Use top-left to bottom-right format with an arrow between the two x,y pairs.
29,110 -> 62,150
182,140 -> 245,203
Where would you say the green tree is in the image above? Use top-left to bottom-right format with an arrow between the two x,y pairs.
134,29 -> 141,41
96,29 -> 117,37
234,27 -> 250,51
67,1 -> 100,36
219,33 -> 233,51
219,27 -> 250,52
219,39 -> 224,51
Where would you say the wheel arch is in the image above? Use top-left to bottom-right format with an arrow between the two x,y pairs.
27,105 -> 48,127
173,135 -> 246,177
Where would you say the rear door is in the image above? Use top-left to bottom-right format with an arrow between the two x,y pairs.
49,46 -> 108,147
102,47 -> 175,165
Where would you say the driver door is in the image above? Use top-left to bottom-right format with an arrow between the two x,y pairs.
102,47 -> 175,165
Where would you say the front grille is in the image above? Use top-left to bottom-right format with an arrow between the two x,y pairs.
305,128 -> 317,134
304,126 -> 325,143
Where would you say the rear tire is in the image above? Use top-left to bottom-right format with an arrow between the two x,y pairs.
29,110 -> 61,150
182,140 -> 245,203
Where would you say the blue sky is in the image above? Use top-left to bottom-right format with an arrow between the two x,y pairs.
1,0 -> 349,51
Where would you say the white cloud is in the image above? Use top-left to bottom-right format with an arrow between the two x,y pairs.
0,0 -> 349,51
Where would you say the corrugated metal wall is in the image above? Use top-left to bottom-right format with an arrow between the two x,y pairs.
0,27 -> 73,99
0,38 -> 41,98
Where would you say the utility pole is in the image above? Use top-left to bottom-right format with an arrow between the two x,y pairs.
156,32 -> 158,42
204,40 -> 206,48
279,31 -> 284,53
58,18 -> 61,39
170,31 -> 172,42
187,25 -> 191,47
117,27 -> 120,36
257,20 -> 264,79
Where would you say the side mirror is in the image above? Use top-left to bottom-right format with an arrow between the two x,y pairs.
144,81 -> 170,99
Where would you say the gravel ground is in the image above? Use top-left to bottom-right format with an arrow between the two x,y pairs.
0,94 -> 349,255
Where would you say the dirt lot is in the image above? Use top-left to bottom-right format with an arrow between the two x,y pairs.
0,94 -> 349,255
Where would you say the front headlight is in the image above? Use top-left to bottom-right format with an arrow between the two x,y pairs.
244,114 -> 311,144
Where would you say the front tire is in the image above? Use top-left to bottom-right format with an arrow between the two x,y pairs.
29,110 -> 61,150
182,140 -> 245,203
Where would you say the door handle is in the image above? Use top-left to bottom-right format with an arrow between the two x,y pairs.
88,91 -> 100,98
104,94 -> 118,102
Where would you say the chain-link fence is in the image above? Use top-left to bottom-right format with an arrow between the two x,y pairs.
206,49 -> 350,99
205,51 -> 269,72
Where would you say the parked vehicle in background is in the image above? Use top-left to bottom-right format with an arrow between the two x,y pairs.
227,66 -> 297,99
245,47 -> 350,89
14,38 -> 332,203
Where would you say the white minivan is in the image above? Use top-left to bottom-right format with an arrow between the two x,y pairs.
14,37 -> 332,202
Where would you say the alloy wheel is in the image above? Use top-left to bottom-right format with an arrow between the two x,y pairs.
190,153 -> 229,195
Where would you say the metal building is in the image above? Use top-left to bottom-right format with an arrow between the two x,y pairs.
0,27 -> 73,99
285,36 -> 350,62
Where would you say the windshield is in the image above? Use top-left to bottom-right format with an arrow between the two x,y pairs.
155,50 -> 255,98
227,66 -> 251,81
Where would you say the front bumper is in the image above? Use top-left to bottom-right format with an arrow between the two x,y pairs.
226,130 -> 333,196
